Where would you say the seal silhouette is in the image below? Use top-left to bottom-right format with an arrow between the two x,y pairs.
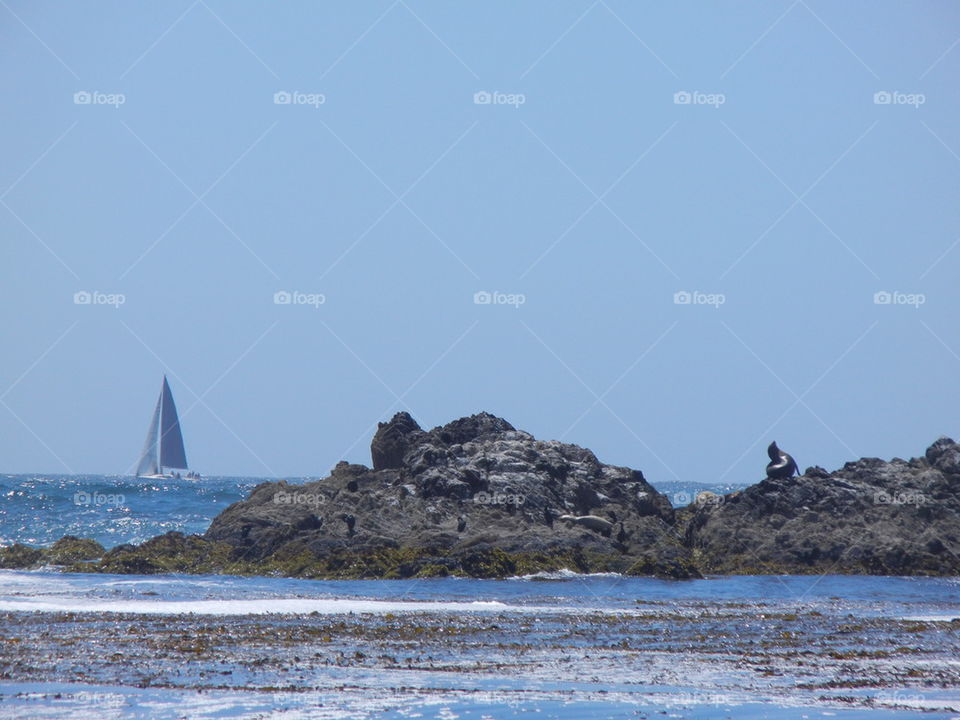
559,514 -> 613,537
766,441 -> 798,479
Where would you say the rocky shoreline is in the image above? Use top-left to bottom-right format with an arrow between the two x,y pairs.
3,597 -> 958,713
3,412 -> 959,579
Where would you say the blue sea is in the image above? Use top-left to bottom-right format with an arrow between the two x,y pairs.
1,474 -> 958,720
0,473 -> 267,548
0,474 -> 744,548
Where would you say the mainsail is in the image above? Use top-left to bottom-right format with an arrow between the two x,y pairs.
136,375 -> 189,476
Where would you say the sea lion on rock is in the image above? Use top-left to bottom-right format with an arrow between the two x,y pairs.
766,441 -> 798,479
558,514 -> 613,537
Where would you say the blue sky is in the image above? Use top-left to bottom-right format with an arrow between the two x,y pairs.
1,1 -> 958,486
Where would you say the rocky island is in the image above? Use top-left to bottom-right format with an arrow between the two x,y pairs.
681,436 -> 960,576
3,412 -> 959,578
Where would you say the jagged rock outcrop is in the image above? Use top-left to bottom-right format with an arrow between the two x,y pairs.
683,437 -> 960,575
204,411 -> 695,578
370,411 -> 424,470
8,419 -> 957,580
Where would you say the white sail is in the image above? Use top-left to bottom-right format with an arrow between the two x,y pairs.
135,391 -> 161,477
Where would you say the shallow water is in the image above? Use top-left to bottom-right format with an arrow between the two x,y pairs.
2,682 -> 956,720
1,571 -> 958,719
1,569 -> 958,617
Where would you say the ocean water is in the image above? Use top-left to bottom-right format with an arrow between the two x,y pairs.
2,474 -> 958,719
1,567 -> 958,616
0,474 -> 744,548
0,474 -> 266,547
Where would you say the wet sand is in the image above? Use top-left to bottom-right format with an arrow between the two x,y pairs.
2,601 -> 959,717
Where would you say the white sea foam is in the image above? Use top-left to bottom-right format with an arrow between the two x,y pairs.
0,596 -> 565,616
0,571 -> 75,595
509,569 -> 624,581
99,578 -> 225,588
0,570 -> 64,584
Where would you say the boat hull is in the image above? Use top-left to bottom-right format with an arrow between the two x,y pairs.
137,473 -> 201,480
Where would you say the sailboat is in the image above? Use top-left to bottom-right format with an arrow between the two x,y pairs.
135,375 -> 198,480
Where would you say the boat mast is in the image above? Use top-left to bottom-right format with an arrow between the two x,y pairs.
158,375 -> 164,476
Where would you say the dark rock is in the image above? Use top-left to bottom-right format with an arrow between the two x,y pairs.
433,412 -> 515,445
205,411 -> 689,578
0,536 -> 105,569
926,437 -> 960,475
49,536 -> 104,564
37,416 -> 960,580
92,532 -> 236,575
686,439 -> 960,575
0,543 -> 44,569
370,412 -> 423,470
